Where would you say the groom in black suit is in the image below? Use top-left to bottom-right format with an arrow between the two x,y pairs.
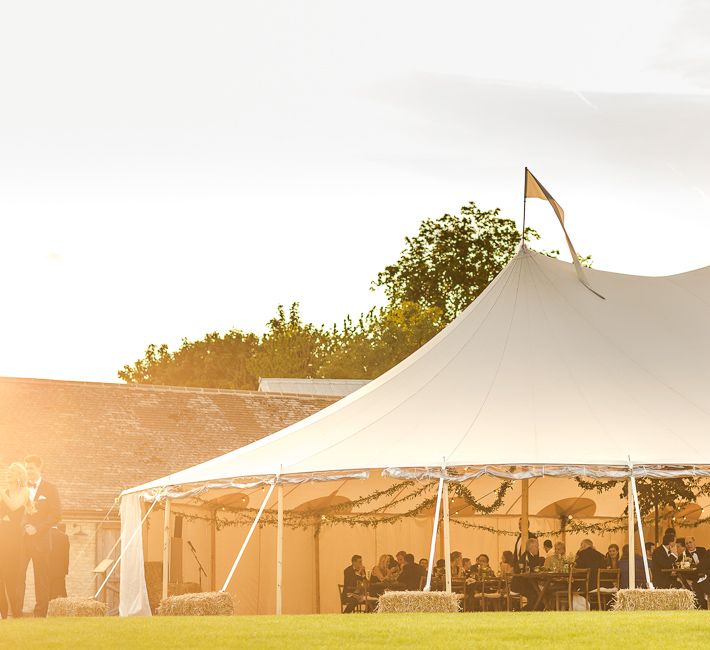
20,455 -> 61,617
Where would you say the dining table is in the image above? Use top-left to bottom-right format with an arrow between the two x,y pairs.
514,571 -> 569,610
661,567 -> 699,591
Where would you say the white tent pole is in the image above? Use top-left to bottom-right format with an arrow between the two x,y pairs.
627,477 -> 636,591
95,487 -> 166,599
424,476 -> 445,591
276,480 -> 284,615
630,467 -> 653,589
221,481 -> 275,592
442,480 -> 452,593
162,497 -> 171,601
520,478 -> 529,562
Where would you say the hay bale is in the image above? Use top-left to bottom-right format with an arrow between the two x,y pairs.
156,591 -> 235,616
48,598 -> 107,617
377,591 -> 461,613
613,589 -> 697,611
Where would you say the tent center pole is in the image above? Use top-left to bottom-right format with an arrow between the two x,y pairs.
627,478 -> 636,590
162,497 -> 171,601
520,478 -> 529,562
442,481 -> 452,592
630,472 -> 653,589
276,482 -> 284,615
424,476 -> 445,591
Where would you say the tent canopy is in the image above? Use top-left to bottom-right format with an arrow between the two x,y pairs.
124,247 -> 710,495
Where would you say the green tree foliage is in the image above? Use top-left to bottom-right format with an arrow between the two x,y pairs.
373,202 -> 529,323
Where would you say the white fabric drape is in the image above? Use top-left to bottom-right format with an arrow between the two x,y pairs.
119,493 -> 152,616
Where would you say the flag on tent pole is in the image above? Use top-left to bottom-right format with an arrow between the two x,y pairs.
524,168 -> 604,299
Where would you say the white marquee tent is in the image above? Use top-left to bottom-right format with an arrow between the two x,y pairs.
115,245 -> 710,616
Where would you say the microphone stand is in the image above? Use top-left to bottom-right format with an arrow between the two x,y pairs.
187,541 -> 208,591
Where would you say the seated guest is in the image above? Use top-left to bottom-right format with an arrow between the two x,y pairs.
575,539 -> 606,586
511,539 -> 545,611
371,554 -> 390,583
663,527 -> 676,543
684,537 -> 706,566
342,555 -> 368,613
499,551 -> 515,576
544,541 -> 567,572
419,558 -> 429,572
543,540 -> 553,558
399,553 -> 422,590
605,543 -> 620,569
694,550 -> 710,610
675,538 -> 687,561
386,554 -> 399,574
473,554 -> 495,579
462,557 -> 472,576
652,533 -> 678,589
619,544 -> 646,589
450,551 -> 464,578
395,550 -> 407,571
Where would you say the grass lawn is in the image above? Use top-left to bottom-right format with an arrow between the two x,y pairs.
1,612 -> 709,650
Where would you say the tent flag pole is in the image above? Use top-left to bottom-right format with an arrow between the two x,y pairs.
276,475 -> 284,615
162,497 -> 171,601
424,468 -> 446,591
521,166 -> 528,241
221,480 -> 276,592
95,486 -> 167,599
629,460 -> 653,589
442,478 -> 452,593
627,476 -> 636,591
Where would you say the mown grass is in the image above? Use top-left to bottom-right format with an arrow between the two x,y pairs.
1,611 -> 709,650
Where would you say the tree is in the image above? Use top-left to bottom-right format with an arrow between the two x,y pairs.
118,330 -> 260,389
374,202 -> 529,323
321,301 -> 445,379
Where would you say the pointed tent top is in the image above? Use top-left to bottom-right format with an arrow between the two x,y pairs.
124,251 -> 710,495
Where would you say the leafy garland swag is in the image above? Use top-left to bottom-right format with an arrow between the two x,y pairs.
154,478 -> 710,538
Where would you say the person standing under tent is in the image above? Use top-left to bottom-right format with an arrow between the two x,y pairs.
19,455 -> 61,618
341,555 -> 368,613
49,523 -> 70,600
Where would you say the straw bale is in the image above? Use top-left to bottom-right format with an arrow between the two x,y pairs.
156,591 -> 235,616
377,591 -> 461,613
613,589 -> 696,611
47,598 -> 107,617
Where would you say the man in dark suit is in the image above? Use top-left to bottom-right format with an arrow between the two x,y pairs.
651,533 -> 678,589
20,455 -> 61,617
398,553 -> 422,591
694,550 -> 710,610
511,538 -> 545,611
49,523 -> 70,600
682,537 -> 705,566
342,554 -> 367,613
575,539 -> 607,588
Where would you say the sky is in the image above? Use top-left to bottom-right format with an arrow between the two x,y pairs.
1,0 -> 709,382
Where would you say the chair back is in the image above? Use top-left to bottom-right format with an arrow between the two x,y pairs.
597,568 -> 620,591
569,568 -> 590,602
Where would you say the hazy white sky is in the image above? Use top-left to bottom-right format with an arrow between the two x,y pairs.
1,0 -> 709,382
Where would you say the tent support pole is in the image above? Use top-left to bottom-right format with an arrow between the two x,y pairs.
630,472 -> 653,589
162,498 -> 171,601
424,476 -> 445,591
95,487 -> 166,600
442,481 -> 452,592
314,526 -> 321,613
210,509 -> 216,591
521,478 -> 529,560
627,478 -> 636,590
276,482 -> 284,615
221,482 -> 275,592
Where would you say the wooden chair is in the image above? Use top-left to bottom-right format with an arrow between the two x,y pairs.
502,575 -> 523,611
589,568 -> 620,610
554,568 -> 590,611
471,577 -> 504,612
338,584 -> 367,613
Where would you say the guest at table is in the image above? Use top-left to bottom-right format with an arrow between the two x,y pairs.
684,537 -> 705,566
663,527 -> 676,542
450,551 -> 464,578
396,550 -> 407,571
652,533 -> 678,588
619,544 -> 646,589
387,554 -> 399,574
575,539 -> 606,585
544,542 -> 567,572
694,551 -> 710,610
371,554 -> 391,583
398,553 -> 422,590
419,558 -> 429,571
543,540 -> 553,558
675,538 -> 687,561
342,554 -> 368,613
511,539 -> 545,611
473,554 -> 495,579
605,543 -> 620,569
462,557 -> 472,577
499,551 -> 515,576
